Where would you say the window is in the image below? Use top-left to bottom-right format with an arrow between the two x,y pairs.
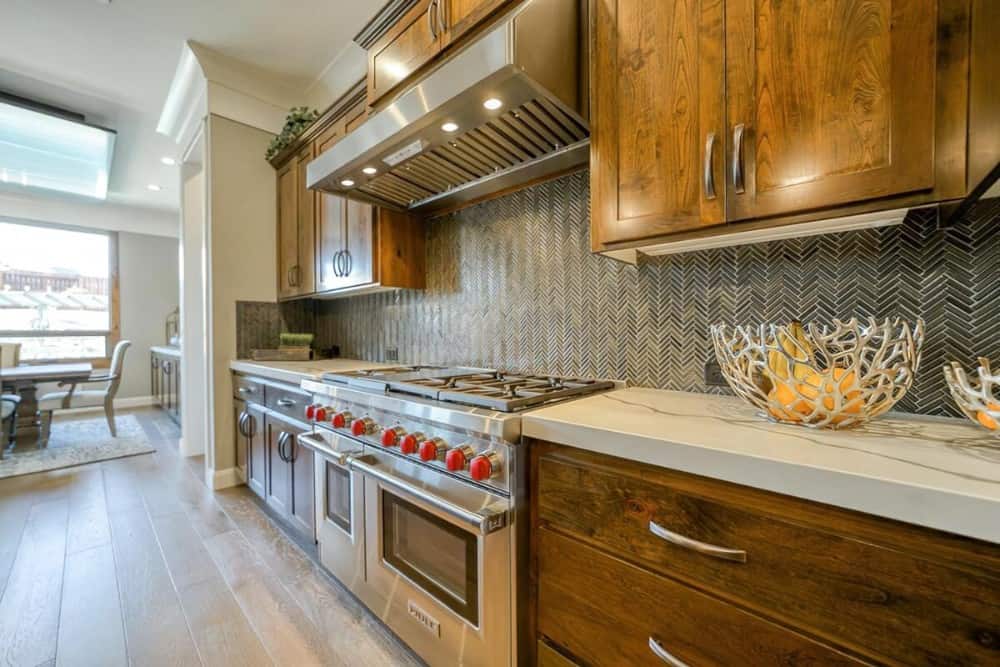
0,220 -> 118,361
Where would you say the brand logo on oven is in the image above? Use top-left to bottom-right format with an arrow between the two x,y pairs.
407,600 -> 441,637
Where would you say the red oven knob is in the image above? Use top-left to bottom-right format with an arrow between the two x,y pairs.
305,404 -> 318,420
446,445 -> 475,472
469,452 -> 500,482
351,417 -> 377,436
381,426 -> 406,447
314,406 -> 329,422
400,433 -> 425,455
419,438 -> 447,461
331,411 -> 353,428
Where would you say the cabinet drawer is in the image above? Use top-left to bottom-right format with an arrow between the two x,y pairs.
232,375 -> 264,403
537,449 -> 1000,665
538,528 -> 860,666
265,383 -> 310,422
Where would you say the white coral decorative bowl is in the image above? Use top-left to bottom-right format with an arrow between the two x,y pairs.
944,358 -> 1000,435
710,318 -> 925,429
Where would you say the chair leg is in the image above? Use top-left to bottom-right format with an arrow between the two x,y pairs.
105,400 -> 117,437
40,411 -> 53,448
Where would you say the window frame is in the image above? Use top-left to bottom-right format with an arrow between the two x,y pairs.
0,219 -> 120,367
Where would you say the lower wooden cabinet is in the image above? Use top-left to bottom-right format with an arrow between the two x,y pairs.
531,441 -> 1000,666
232,373 -> 316,543
151,350 -> 181,425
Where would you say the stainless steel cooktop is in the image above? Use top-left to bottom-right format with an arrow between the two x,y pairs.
321,365 -> 615,412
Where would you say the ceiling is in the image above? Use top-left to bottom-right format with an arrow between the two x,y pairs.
0,0 -> 380,212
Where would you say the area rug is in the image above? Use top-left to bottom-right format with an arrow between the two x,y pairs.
0,413 -> 155,479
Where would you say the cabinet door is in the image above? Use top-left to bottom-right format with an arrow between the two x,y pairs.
276,161 -> 299,299
233,399 -> 248,481
293,146 -> 316,295
246,404 -> 267,499
341,200 -> 376,289
440,0 -> 507,46
367,0 -> 442,106
590,0 -> 726,248
287,436 -> 315,541
265,418 -> 292,516
724,0 -> 937,221
315,120 -> 348,292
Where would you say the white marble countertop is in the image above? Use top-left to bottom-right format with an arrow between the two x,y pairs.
523,388 -> 1000,544
229,358 -> 391,385
150,345 -> 180,357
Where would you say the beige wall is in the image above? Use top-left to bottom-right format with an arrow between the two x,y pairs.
206,114 -> 276,476
180,154 -> 207,458
118,232 -> 180,398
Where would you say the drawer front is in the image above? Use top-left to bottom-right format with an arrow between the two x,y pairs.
538,528 -> 860,666
537,450 -> 1000,665
232,374 -> 264,403
264,383 -> 310,422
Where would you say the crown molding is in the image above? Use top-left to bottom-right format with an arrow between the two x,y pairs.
354,0 -> 421,49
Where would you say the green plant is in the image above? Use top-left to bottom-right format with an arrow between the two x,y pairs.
265,106 -> 321,160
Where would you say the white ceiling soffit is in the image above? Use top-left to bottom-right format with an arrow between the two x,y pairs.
0,190 -> 179,238
157,41 -> 303,146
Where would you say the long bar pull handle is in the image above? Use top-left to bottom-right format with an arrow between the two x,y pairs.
436,0 -> 447,36
703,131 -> 717,200
276,398 -> 296,407
732,123 -> 746,194
648,520 -> 748,563
427,0 -> 438,38
649,637 -> 691,667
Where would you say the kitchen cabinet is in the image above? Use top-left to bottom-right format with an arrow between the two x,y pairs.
440,0 -> 509,46
367,0 -> 441,106
235,400 -> 264,492
274,87 -> 425,301
277,146 -> 316,298
530,440 -> 1000,666
590,0 -> 988,253
151,349 -> 180,425
265,412 -> 315,541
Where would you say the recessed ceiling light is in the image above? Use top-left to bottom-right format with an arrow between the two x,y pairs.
146,184 -> 162,192
340,179 -> 355,187
362,167 -> 377,175
483,98 -> 503,110
160,156 -> 176,166
441,121 -> 459,133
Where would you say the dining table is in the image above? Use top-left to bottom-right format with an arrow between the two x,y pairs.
0,362 -> 94,447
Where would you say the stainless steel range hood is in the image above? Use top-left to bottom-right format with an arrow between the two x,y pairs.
307,0 -> 588,215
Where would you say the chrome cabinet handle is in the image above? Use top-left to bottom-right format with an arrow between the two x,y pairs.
436,0 -> 447,35
703,131 -> 717,200
246,413 -> 256,438
648,520 -> 747,563
332,250 -> 341,277
649,637 -> 690,667
277,432 -> 290,462
732,123 -> 746,194
427,0 -> 438,38
237,386 -> 255,395
237,411 -> 248,437
342,249 -> 352,276
276,398 -> 295,407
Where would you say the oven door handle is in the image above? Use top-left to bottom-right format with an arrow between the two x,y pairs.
297,432 -> 353,467
351,457 -> 508,535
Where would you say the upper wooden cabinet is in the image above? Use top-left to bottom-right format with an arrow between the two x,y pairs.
591,0 -> 989,253
273,87 -> 426,301
363,0 -> 517,108
590,0 -> 726,246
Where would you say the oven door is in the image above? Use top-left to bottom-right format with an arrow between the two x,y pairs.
354,453 -> 512,667
298,431 -> 366,593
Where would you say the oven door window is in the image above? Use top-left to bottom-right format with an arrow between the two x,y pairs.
382,490 -> 478,625
325,462 -> 352,534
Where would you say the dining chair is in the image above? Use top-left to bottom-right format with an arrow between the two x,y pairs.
37,340 -> 132,446
1,393 -> 20,458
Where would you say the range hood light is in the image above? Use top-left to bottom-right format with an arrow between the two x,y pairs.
362,167 -> 377,175
441,121 -> 459,133
483,98 -> 503,110
340,178 -> 355,187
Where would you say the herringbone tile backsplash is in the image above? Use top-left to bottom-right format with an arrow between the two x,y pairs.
306,172 -> 1000,416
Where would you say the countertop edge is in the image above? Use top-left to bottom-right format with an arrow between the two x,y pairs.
229,360 -> 318,384
522,416 -> 1000,545
150,345 -> 181,357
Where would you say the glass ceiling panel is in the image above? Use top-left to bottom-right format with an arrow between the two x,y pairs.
0,100 -> 116,200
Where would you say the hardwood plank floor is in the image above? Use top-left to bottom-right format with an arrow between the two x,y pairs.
0,407 -> 420,667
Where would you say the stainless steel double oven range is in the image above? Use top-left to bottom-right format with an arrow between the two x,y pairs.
297,367 -> 613,667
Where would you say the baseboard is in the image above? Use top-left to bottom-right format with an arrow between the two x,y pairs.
208,466 -> 242,490
59,395 -> 156,415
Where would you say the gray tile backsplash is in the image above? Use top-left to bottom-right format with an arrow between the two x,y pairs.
311,172 -> 1000,416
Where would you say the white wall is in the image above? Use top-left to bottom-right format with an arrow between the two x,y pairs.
0,190 -> 178,238
204,114 -> 276,483
117,231 -> 180,398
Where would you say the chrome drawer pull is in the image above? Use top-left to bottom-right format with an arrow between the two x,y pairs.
649,637 -> 690,666
276,398 -> 295,407
648,520 -> 747,563
237,386 -> 255,395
